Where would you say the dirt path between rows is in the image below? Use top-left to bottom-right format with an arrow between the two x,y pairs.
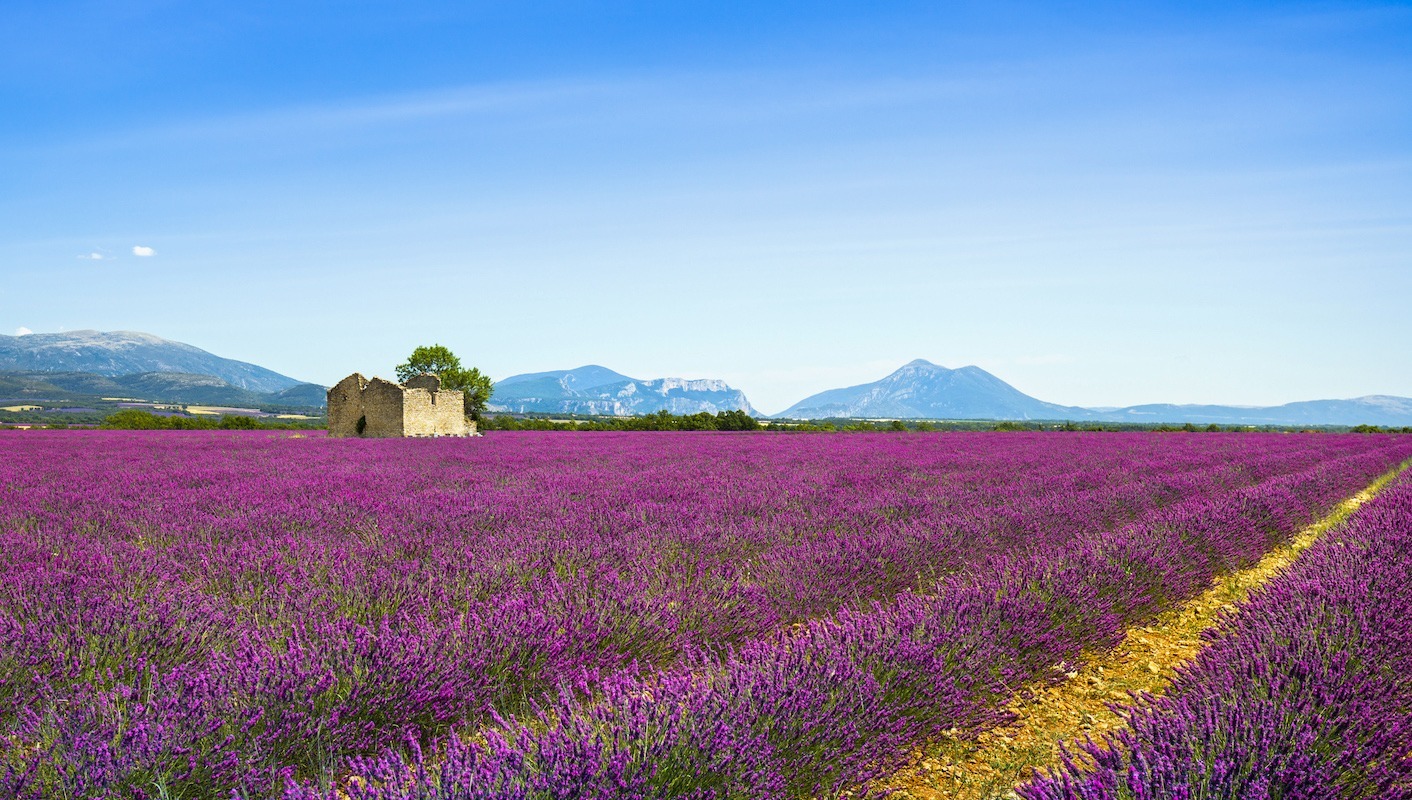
882,460 -> 1412,800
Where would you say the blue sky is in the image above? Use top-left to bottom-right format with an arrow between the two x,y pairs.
2,1 -> 1410,414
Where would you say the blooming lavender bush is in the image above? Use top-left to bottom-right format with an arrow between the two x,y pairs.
287,443 -> 1411,799
1,431 -> 1408,798
1019,468 -> 1412,800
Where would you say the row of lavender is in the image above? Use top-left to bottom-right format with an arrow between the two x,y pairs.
1020,468 -> 1412,799
277,437 -> 1412,800
2,432 -> 1409,798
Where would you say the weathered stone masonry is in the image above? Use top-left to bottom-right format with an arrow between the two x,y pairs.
327,372 -> 475,438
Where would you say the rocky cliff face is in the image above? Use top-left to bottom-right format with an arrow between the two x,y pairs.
489,365 -> 760,416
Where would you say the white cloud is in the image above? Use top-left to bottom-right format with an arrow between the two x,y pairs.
77,252 -> 105,260
14,327 -> 32,336
132,245 -> 156,257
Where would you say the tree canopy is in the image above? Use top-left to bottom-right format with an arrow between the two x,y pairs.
395,344 -> 493,419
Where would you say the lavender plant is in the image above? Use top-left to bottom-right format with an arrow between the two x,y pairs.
0,431 -> 1407,798
1020,469 -> 1412,800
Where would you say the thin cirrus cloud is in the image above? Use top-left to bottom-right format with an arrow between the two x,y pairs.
42,71 -> 991,156
42,78 -> 627,153
132,245 -> 155,257
77,252 -> 104,260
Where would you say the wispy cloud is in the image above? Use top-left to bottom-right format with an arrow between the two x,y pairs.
42,70 -> 994,155
77,251 -> 105,260
14,327 -> 32,336
132,245 -> 156,257
61,79 -> 629,151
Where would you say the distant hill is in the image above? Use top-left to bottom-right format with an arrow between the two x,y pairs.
775,360 -> 1412,427
0,330 -> 305,393
0,371 -> 328,409
490,365 -> 760,416
776,360 -> 1088,420
1093,396 -> 1412,427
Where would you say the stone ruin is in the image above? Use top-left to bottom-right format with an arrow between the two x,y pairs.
327,373 -> 475,438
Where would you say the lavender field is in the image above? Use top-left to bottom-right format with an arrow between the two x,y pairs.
1021,466 -> 1412,799
3,431 -> 1410,798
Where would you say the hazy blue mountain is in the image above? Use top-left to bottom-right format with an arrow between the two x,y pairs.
0,330 -> 305,392
776,359 -> 1412,426
776,359 -> 1090,420
1091,396 -> 1412,427
491,365 -> 760,416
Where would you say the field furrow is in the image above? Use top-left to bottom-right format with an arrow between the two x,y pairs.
885,458 -> 1411,800
1018,462 -> 1412,799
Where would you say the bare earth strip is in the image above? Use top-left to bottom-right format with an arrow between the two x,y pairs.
883,458 -> 1412,800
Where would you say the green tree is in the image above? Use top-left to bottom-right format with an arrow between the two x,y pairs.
395,344 -> 494,420
714,409 -> 760,431
101,409 -> 169,429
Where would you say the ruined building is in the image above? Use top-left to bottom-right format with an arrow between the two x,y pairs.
327,373 -> 475,438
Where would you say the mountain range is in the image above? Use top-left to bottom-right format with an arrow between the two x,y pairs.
490,365 -> 761,417
4,330 -> 1410,426
777,359 -> 1412,427
1,330 -> 306,393
0,331 -> 324,410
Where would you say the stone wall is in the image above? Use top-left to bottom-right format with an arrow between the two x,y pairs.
327,373 -> 368,437
401,388 -> 436,437
434,390 -> 470,436
327,372 -> 473,438
402,384 -> 470,437
361,378 -> 406,438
